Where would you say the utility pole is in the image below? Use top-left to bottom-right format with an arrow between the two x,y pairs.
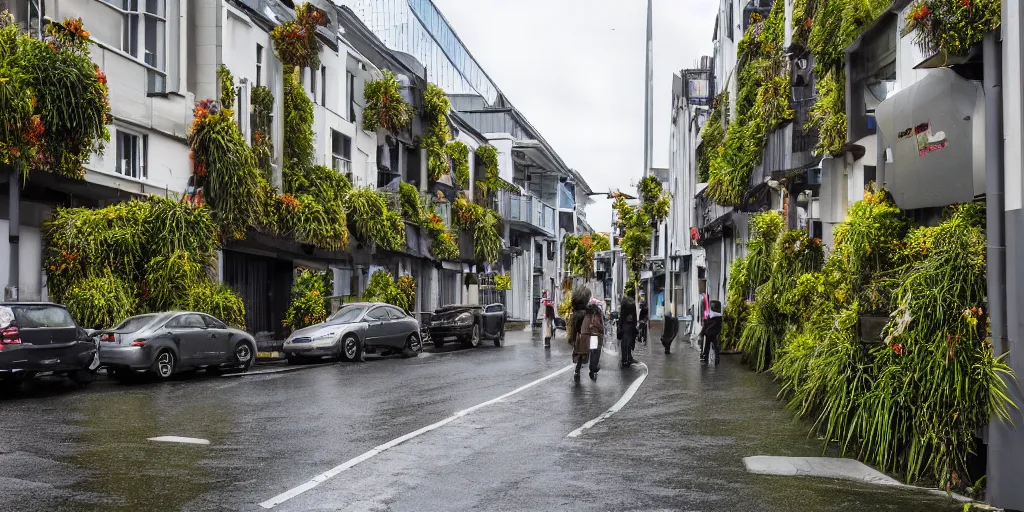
643,0 -> 654,317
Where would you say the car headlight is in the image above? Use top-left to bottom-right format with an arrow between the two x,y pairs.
312,332 -> 337,341
455,312 -> 473,325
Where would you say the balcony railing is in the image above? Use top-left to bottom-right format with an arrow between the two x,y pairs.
504,193 -> 555,234
333,156 -> 353,182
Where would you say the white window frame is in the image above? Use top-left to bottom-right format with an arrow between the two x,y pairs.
256,44 -> 264,88
99,0 -> 168,94
332,129 -> 352,179
115,129 -> 148,180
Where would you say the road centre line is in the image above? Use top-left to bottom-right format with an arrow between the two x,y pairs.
567,362 -> 649,438
257,364 -> 575,509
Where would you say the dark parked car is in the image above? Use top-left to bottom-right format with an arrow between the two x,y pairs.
97,312 -> 257,380
429,303 -> 507,348
283,302 -> 422,363
0,302 -> 100,390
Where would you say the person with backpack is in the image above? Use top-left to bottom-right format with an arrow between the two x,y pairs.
567,286 -> 604,382
699,300 -> 723,365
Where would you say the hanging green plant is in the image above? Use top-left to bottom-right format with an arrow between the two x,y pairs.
217,64 -> 235,109
399,181 -> 424,222
446,141 -> 470,188
697,93 -> 727,183
705,1 -> 793,206
283,70 -> 315,182
564,233 -> 611,278
452,193 -> 485,230
397,275 -> 416,311
345,188 -> 405,251
188,99 -> 267,239
362,271 -> 411,311
269,3 -> 329,70
250,85 -> 274,179
904,0 -> 1000,58
42,197 -> 244,328
423,83 -> 452,181
473,209 -> 503,263
430,230 -> 459,261
494,273 -> 512,291
0,14 -> 111,180
806,71 -> 847,156
475,144 -> 518,199
363,69 -> 411,133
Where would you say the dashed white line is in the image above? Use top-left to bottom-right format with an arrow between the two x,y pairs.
147,436 -> 210,445
567,362 -> 649,438
258,364 -> 575,509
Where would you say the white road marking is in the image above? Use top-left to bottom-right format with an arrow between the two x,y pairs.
222,363 -> 335,377
258,364 -> 575,509
147,436 -> 210,445
566,362 -> 649,438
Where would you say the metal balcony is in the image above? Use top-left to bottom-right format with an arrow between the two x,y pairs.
503,193 -> 555,236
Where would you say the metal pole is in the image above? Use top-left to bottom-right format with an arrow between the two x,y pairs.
985,25 -> 1024,510
6,166 -> 20,302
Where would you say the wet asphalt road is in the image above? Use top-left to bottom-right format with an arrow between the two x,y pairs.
1,329 -> 962,511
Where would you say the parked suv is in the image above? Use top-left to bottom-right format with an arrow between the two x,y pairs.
429,303 -> 507,348
0,303 -> 100,390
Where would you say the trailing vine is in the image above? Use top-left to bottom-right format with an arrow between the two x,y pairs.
697,93 -> 727,183
345,188 -> 405,251
250,85 -> 274,179
363,69 -> 411,134
705,1 -> 793,205
474,144 -> 517,199
446,141 -> 470,188
904,0 -> 1000,58
282,69 -> 315,186
0,14 -> 111,180
43,197 -> 245,328
269,3 -> 328,70
453,193 -> 502,262
423,83 -> 452,181
217,64 -> 235,109
362,271 -> 413,311
806,71 -> 847,156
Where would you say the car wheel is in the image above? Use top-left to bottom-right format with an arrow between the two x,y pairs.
69,369 -> 97,387
233,342 -> 254,372
153,350 -> 176,380
463,324 -> 481,348
402,333 -> 422,358
340,334 -> 363,362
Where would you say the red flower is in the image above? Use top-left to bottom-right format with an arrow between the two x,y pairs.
893,343 -> 904,356
961,0 -> 969,6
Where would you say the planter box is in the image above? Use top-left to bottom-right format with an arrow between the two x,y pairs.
858,314 -> 889,344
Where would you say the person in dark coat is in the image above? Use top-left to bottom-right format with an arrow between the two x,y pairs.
617,296 -> 639,367
638,302 -> 649,344
567,286 -> 599,382
699,300 -> 723,365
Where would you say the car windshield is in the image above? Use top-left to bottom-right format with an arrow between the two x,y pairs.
114,314 -> 160,332
12,305 -> 76,328
328,306 -> 366,323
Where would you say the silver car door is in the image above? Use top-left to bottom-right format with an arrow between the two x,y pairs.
385,307 -> 411,347
363,307 -> 390,347
201,314 -> 231,362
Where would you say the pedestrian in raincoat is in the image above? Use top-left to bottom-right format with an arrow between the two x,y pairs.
567,286 -> 604,382
699,300 -> 723,365
617,295 -> 639,367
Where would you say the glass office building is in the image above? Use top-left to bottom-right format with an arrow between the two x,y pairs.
336,0 -> 500,105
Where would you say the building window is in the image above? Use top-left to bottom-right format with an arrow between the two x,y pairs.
332,130 -> 352,178
320,65 -> 327,106
347,72 -> 356,123
310,67 -> 317,103
116,130 -> 148,179
104,0 -> 166,93
256,44 -> 263,87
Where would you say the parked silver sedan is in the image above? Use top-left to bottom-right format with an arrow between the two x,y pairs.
97,312 -> 257,380
283,302 -> 421,363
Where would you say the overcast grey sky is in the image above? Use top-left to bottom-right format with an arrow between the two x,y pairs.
432,0 -> 718,233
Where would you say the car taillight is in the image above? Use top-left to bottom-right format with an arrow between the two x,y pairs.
130,339 -> 146,347
100,333 -> 114,342
0,327 -> 21,350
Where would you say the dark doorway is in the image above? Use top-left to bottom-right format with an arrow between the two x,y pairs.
222,251 -> 293,339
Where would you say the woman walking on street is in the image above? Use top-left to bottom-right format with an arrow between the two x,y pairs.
567,286 -> 604,382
